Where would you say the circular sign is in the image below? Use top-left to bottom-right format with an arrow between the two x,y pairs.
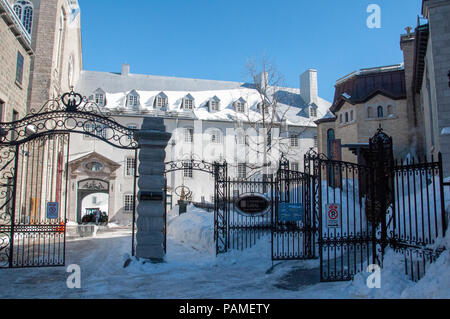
328,208 -> 338,220
235,193 -> 270,217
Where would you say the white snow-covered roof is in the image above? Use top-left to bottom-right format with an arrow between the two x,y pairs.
75,70 -> 331,127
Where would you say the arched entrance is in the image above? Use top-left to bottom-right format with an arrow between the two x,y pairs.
0,91 -> 140,268
76,179 -> 110,223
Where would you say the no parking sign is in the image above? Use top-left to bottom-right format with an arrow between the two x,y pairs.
326,203 -> 341,228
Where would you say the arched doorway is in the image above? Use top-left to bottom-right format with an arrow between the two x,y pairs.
76,179 -> 110,223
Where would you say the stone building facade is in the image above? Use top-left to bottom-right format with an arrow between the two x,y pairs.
71,65 -> 331,224
414,0 -> 450,176
24,0 -> 82,111
0,0 -> 33,121
316,65 -> 411,163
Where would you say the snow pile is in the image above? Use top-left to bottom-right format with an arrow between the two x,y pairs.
166,205 -> 180,223
343,230 -> 450,298
167,204 -> 215,255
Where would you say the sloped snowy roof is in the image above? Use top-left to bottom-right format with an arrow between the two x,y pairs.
75,70 -> 331,127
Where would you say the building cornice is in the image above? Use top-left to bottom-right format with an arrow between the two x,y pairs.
0,0 -> 33,55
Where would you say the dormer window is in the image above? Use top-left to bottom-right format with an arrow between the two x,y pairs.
209,96 -> 220,112
127,90 -> 140,108
234,98 -> 246,113
93,88 -> 106,107
95,94 -> 104,106
310,106 -> 317,117
257,102 -> 270,115
182,94 -> 195,110
154,92 -> 168,109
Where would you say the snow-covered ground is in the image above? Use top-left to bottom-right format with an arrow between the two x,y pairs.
0,204 -> 448,299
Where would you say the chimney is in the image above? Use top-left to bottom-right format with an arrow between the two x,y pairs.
122,64 -> 130,76
300,69 -> 318,105
254,72 -> 269,92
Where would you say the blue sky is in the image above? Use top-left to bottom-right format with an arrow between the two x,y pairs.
79,0 -> 423,102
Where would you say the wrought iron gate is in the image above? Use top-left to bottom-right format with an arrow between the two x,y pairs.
0,134 -> 70,267
0,91 -> 140,268
308,128 -> 447,282
272,157 -> 318,260
215,163 -> 274,254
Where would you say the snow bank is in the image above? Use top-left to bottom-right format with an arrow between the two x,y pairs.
167,204 -> 215,254
343,230 -> 450,298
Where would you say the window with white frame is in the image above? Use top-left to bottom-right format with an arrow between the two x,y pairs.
127,94 -> 139,107
314,135 -> 318,148
183,161 -> 193,178
125,157 -> 135,177
235,101 -> 246,113
124,194 -> 134,212
95,93 -> 105,106
209,99 -> 220,111
184,128 -> 194,143
291,162 -> 299,171
237,163 -> 247,179
237,132 -> 246,145
84,123 -> 107,140
210,129 -> 222,144
310,107 -> 317,117
183,96 -> 194,110
14,1 -> 34,35
155,94 -> 168,109
290,134 -> 299,147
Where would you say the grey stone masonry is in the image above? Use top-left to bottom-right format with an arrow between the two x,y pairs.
426,0 -> 450,176
135,118 -> 171,262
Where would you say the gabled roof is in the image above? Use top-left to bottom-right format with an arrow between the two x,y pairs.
330,67 -> 406,113
69,151 -> 121,172
210,95 -> 220,102
156,92 -> 168,99
184,93 -> 195,100
235,97 -> 246,104
127,89 -> 139,96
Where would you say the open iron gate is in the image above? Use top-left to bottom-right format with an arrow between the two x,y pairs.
0,91 -> 140,269
0,134 -> 70,268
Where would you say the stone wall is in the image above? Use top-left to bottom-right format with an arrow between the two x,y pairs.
317,95 -> 412,164
424,0 -> 450,176
0,5 -> 32,121
28,0 -> 82,111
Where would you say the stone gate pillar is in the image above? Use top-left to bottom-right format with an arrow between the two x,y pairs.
135,118 -> 171,262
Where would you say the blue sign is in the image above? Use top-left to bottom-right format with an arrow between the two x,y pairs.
278,203 -> 304,222
46,202 -> 59,220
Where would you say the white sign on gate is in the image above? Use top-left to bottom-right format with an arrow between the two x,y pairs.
326,203 -> 341,228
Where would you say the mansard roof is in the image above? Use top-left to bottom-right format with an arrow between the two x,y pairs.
330,65 -> 406,113
75,70 -> 332,127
